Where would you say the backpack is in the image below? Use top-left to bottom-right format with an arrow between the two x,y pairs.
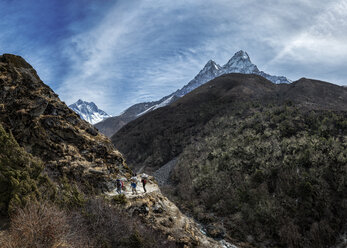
142,179 -> 147,184
116,179 -> 121,187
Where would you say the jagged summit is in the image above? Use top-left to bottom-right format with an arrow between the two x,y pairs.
221,50 -> 259,74
233,50 -> 250,60
95,50 -> 291,137
203,60 -> 221,70
69,99 -> 111,124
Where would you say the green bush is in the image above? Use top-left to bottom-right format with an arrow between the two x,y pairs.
0,124 -> 47,215
112,194 -> 127,205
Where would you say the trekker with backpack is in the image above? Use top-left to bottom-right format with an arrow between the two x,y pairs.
141,177 -> 147,193
130,175 -> 138,195
116,179 -> 123,194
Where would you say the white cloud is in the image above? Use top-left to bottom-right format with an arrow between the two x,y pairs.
56,0 -> 347,115
270,0 -> 347,64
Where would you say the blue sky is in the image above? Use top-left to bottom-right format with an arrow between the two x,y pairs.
1,0 -> 347,115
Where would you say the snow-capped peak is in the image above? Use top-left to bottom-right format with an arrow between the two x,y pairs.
69,99 -> 111,124
196,60 -> 221,78
203,60 -> 221,71
234,50 -> 250,60
221,50 -> 259,74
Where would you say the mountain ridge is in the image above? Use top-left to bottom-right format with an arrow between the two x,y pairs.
111,73 -> 347,247
95,50 -> 290,137
112,73 -> 347,174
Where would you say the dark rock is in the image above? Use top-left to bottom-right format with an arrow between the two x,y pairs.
89,169 -> 106,175
160,218 -> 174,228
153,202 -> 164,213
131,203 -> 149,216
206,223 -> 226,240
0,54 -> 33,69
86,127 -> 98,136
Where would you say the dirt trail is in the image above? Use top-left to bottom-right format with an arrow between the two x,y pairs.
106,176 -> 237,248
106,175 -> 158,198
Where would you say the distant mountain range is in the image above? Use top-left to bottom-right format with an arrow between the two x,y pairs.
95,50 -> 291,137
69,99 -> 111,124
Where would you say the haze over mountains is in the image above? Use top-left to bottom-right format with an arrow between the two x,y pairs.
95,50 -> 291,137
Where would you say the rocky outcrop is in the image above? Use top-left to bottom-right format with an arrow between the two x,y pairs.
0,54 -> 131,191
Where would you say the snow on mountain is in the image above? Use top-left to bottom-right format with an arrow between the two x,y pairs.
69,99 -> 111,124
158,50 -> 291,106
219,50 -> 291,84
95,50 -> 291,137
172,60 -> 221,98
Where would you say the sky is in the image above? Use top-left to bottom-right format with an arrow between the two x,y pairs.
1,0 -> 347,115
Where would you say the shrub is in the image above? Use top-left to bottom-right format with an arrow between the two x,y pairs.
0,124 -> 52,215
0,201 -> 88,248
112,194 -> 127,205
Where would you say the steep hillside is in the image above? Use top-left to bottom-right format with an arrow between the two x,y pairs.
169,104 -> 347,247
0,123 -> 52,216
0,54 -> 130,191
95,50 -> 290,137
112,73 -> 347,247
112,73 -> 347,173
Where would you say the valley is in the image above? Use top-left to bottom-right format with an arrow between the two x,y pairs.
0,53 -> 346,248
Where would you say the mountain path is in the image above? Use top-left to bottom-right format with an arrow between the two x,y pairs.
106,175 -> 158,198
105,176 -> 236,248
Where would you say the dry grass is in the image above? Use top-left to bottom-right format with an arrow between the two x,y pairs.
0,201 -> 89,248
0,198 -> 176,248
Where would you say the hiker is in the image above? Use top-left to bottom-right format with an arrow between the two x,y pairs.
116,179 -> 123,194
130,175 -> 138,195
141,173 -> 148,193
141,177 -> 147,193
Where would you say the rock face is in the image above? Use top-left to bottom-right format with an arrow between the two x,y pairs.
0,54 -> 131,191
95,50 -> 290,137
69,99 -> 111,124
